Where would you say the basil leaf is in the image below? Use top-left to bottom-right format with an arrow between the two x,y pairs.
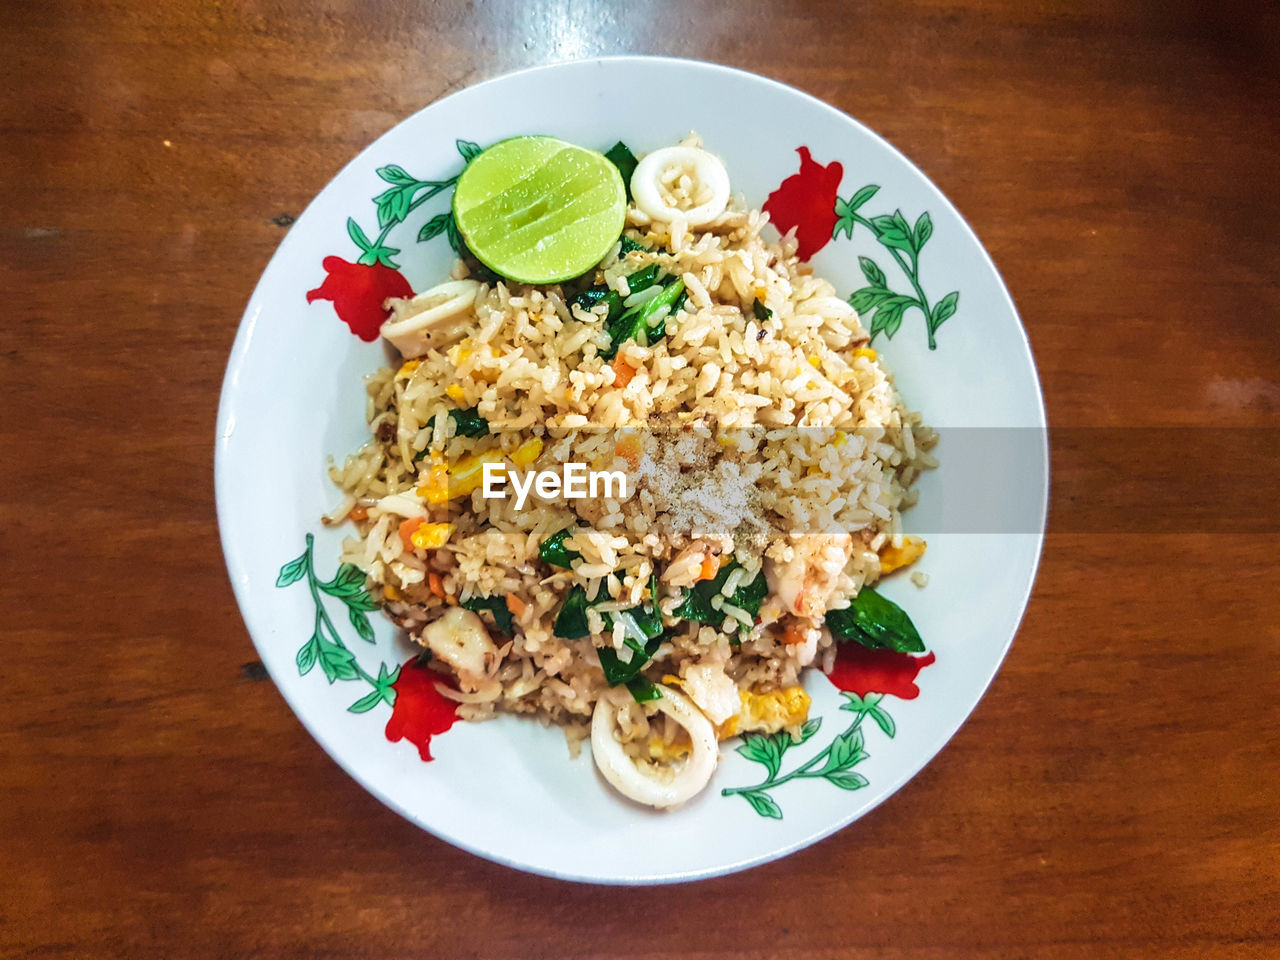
556,572 -> 662,654
461,594 -> 514,635
623,263 -> 661,294
571,285 -> 623,320
826,586 -> 924,653
752,298 -> 772,323
574,265 -> 666,354
638,278 -> 684,338
539,528 -> 582,568
626,675 -> 663,703
730,568 -> 768,619
824,610 -> 879,648
555,576 -> 666,683
671,586 -> 715,623
604,141 -> 639,199
598,634 -> 662,686
603,277 -> 683,358
632,573 -> 664,638
618,235 -> 647,255
553,585 -> 601,639
671,561 -> 764,628
448,406 -> 489,438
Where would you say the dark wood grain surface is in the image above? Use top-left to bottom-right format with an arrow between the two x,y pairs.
3,1 -> 1278,957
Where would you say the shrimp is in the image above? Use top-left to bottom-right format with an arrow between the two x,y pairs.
766,532 -> 854,619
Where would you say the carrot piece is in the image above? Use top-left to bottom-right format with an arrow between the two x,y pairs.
615,433 -> 643,468
398,517 -> 422,550
428,572 -> 445,598
505,593 -> 527,617
696,554 -> 719,582
348,505 -> 369,522
782,620 -> 809,646
612,355 -> 637,387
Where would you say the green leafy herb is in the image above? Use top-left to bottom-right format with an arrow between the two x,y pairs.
552,584 -> 593,639
603,141 -> 639,199
461,594 -> 514,635
598,635 -> 663,686
623,263 -> 661,294
444,214 -> 467,260
554,578 -> 667,693
671,560 -> 765,629
448,406 -> 489,438
825,586 -> 924,653
638,278 -> 685,342
640,573 -> 664,635
603,277 -> 685,358
618,235 -> 647,255
570,263 -> 664,344
625,675 -> 663,703
539,528 -> 583,569
570,285 -> 623,319
752,298 -> 773,323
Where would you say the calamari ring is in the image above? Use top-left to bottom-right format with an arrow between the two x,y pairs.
590,685 -> 718,808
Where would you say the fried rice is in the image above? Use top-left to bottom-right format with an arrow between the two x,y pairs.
324,139 -> 936,795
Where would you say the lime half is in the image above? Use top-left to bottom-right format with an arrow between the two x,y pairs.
452,136 -> 627,285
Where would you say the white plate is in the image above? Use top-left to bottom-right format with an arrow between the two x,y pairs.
216,56 -> 1047,884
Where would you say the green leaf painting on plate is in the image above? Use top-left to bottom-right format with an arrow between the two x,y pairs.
275,534 -> 402,715
833,192 -> 960,350
338,139 -> 482,269
723,692 -> 900,819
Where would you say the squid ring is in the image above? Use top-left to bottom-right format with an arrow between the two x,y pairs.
630,146 -> 731,228
380,279 -> 481,358
590,685 -> 718,808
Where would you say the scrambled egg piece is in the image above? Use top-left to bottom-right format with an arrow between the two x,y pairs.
416,439 -> 542,502
879,536 -> 927,574
646,734 -> 692,762
640,681 -> 812,760
410,522 -> 455,550
716,685 -> 812,739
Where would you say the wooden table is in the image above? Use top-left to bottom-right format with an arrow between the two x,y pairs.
4,2 -> 1278,957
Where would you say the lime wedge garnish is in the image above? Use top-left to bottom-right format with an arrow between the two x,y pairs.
452,136 -> 626,285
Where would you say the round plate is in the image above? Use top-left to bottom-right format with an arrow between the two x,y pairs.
215,56 -> 1047,884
